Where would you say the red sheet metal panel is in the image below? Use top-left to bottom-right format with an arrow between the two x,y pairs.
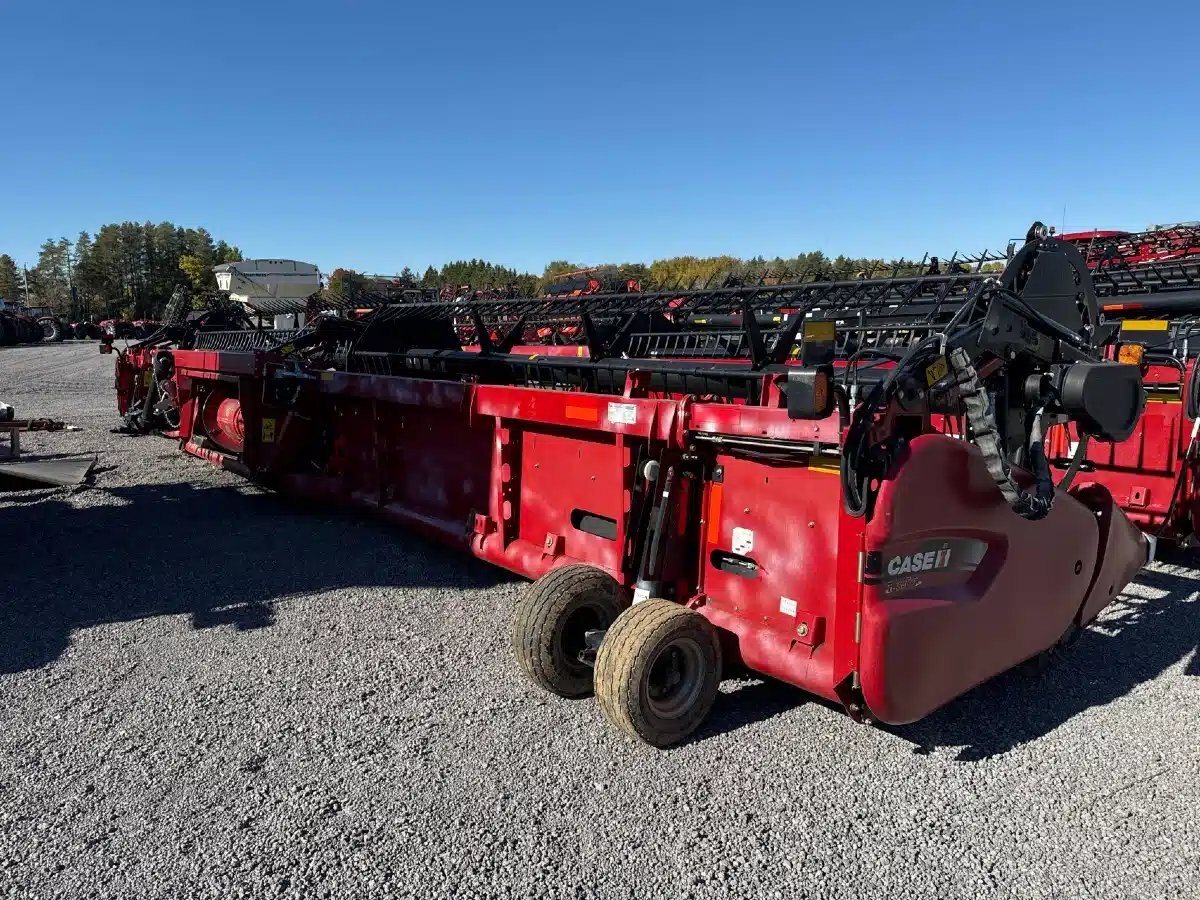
859,434 -> 1105,725
697,455 -> 843,701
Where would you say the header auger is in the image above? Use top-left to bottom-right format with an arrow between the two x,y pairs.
111,226 -> 1150,746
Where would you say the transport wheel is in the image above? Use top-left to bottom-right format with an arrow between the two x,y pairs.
512,564 -> 630,698
594,599 -> 721,748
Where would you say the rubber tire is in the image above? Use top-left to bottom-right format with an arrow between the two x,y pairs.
0,318 -> 14,346
512,564 -> 630,698
38,317 -> 63,342
595,599 -> 721,748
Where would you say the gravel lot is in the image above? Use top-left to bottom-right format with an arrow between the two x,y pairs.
0,342 -> 1197,900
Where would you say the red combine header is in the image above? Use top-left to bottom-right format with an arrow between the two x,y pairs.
1039,223 -> 1200,545
111,228 -> 1150,746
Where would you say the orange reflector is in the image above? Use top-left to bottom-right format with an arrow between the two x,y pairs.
706,484 -> 724,545
1117,343 -> 1145,365
565,405 -> 599,422
812,371 -> 830,413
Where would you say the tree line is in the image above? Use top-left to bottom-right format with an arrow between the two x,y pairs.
2,222 -> 1000,321
0,223 -> 242,321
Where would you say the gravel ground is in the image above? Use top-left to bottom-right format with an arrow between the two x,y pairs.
0,342 -> 1197,900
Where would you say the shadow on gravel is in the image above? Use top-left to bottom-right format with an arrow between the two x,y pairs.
679,562 -> 1200,752
887,564 -> 1200,761
0,481 -> 511,674
685,678 -> 811,744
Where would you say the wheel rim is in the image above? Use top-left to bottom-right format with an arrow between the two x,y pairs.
558,603 -> 609,675
645,637 -> 705,719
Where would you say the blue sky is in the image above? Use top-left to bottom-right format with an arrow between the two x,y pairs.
2,0 -> 1199,275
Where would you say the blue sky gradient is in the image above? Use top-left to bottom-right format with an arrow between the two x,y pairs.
3,0 -> 1199,274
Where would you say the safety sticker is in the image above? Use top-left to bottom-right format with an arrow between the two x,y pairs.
261,418 -> 276,444
732,526 -> 754,555
779,597 -> 797,617
607,402 -> 637,425
632,587 -> 651,604
925,355 -> 949,386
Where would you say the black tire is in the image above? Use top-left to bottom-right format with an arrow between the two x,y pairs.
595,599 -> 722,747
38,317 -> 63,342
512,564 -> 630,698
0,317 -> 14,346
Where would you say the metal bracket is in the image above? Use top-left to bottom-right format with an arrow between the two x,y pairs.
742,299 -> 767,369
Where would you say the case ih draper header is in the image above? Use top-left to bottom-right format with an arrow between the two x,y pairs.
111,229 -> 1150,746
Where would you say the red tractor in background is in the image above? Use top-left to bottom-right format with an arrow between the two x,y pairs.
0,298 -> 46,345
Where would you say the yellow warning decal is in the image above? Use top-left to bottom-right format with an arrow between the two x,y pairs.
143,370 -> 153,387
802,320 -> 836,342
280,343 -> 295,353
261,418 -> 276,443
807,460 -> 840,475
925,355 -> 949,386
1119,320 -> 1168,332
1146,391 -> 1182,404
321,371 -> 334,381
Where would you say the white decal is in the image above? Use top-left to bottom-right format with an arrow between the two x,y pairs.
732,527 -> 754,555
886,547 -> 953,576
779,597 -> 797,617
607,402 -> 637,425
632,587 -> 651,604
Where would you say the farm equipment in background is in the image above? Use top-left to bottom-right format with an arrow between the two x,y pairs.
0,298 -> 46,345
127,226 -> 1150,746
1045,223 -> 1200,545
16,305 -> 69,342
544,266 -> 643,297
112,285 -> 282,435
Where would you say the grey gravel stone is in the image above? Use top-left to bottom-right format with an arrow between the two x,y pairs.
0,343 -> 1197,899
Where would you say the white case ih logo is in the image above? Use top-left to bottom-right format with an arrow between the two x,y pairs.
887,546 -> 954,576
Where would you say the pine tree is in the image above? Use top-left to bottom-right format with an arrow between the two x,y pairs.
0,254 -> 21,302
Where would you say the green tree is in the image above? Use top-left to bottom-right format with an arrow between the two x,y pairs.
32,238 -> 72,313
0,254 -> 21,302
329,268 -> 371,297
179,255 -> 209,290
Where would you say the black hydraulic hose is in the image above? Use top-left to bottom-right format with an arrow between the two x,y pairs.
1058,433 -> 1090,492
1189,362 -> 1200,421
832,384 -> 851,432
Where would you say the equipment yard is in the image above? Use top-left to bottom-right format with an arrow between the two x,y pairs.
0,341 -> 1196,900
